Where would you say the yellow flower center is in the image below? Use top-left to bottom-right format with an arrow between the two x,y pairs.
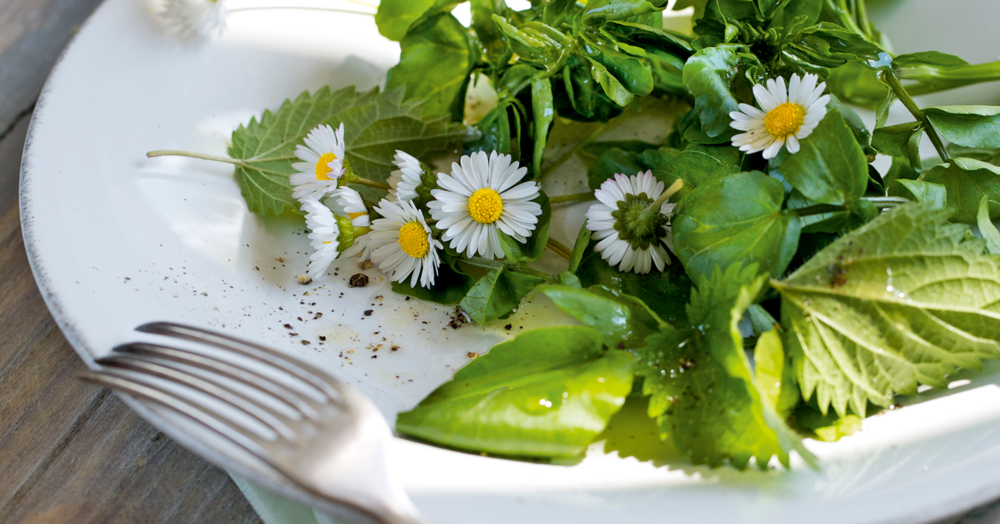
398,221 -> 430,259
467,188 -> 504,224
314,152 -> 338,181
348,212 -> 367,221
764,102 -> 806,138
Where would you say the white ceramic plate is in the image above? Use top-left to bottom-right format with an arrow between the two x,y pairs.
20,0 -> 1000,522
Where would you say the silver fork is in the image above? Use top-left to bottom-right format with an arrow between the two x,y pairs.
80,321 -> 424,524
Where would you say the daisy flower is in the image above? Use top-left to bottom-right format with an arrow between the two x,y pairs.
585,171 -> 678,275
392,150 -> 424,202
428,151 -> 542,259
729,73 -> 830,160
291,123 -> 346,200
332,187 -> 373,260
161,0 -> 228,38
301,197 -> 343,278
368,199 -> 443,289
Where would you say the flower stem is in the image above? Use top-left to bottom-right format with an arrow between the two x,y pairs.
881,69 -> 951,163
349,177 -> 392,191
147,150 -> 245,166
545,238 -> 573,261
515,266 -> 561,282
549,192 -> 594,204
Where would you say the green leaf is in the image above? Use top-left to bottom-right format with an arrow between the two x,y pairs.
793,404 -> 861,442
584,39 -> 655,97
923,157 -> 1000,223
531,77 -> 555,177
583,0 -> 670,21
791,23 -> 884,67
769,111 -> 868,206
569,225 -> 592,273
576,242 -> 693,327
925,106 -> 1000,149
638,263 -> 818,469
887,179 -> 947,209
460,266 -> 546,324
773,203 -> 1000,417
586,56 -> 635,107
472,0 -> 513,71
396,326 -> 635,458
540,285 -> 666,348
385,13 -> 472,120
682,45 -> 746,139
652,143 -> 742,190
673,171 -> 801,281
374,0 -> 457,41
391,254 -> 476,305
754,328 -> 799,418
491,17 -> 569,68
499,193 -> 551,263
979,195 -> 1000,255
553,56 -> 625,122
893,51 -> 969,70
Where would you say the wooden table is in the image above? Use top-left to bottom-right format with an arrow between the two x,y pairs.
0,0 -> 259,522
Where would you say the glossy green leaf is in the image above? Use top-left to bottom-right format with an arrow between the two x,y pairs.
925,106 -> 1000,149
569,225 -> 592,274
673,171 -> 801,281
872,121 -> 923,186
887,179 -> 946,209
774,203 -> 1000,417
471,0 -> 513,71
375,0 -> 457,41
391,254 -> 476,305
553,56 -> 625,122
583,0 -> 670,21
893,51 -> 969,70
460,266 -> 545,324
682,45 -> 745,139
531,77 -> 555,177
653,143 -> 742,190
492,17 -> 569,68
576,242 -> 692,327
499,193 -> 552,263
386,13 -> 472,120
979,195 -> 1000,255
584,39 -> 655,97
923,157 -> 1000,223
541,285 -> 666,348
769,111 -> 868,206
753,328 -> 799,417
396,326 -> 635,458
638,263 -> 818,470
586,56 -> 635,107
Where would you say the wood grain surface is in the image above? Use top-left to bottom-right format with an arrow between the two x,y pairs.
0,0 -> 259,522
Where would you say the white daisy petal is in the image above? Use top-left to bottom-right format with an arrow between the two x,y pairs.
729,73 -> 829,159
367,199 -> 441,289
290,123 -> 347,202
161,0 -> 228,38
428,151 -> 540,259
585,170 -> 673,274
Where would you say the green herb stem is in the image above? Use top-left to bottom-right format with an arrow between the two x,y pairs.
349,177 -> 392,191
882,70 -> 951,163
147,150 -> 245,166
545,238 -> 573,261
514,266 -> 561,282
793,204 -> 847,217
549,192 -> 594,204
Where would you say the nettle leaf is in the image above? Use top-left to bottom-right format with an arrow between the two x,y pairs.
754,328 -> 799,418
682,45 -> 747,140
925,106 -> 1000,149
229,86 -> 376,216
673,171 -> 801,281
575,240 -> 693,327
541,285 -> 666,348
773,203 -> 1000,417
396,326 -> 635,458
638,263 -> 818,470
769,111 -> 868,206
460,266 -> 545,324
978,196 -> 1000,256
229,86 -> 464,215
385,13 -> 473,120
793,404 -> 861,442
375,0 -> 457,41
924,157 -> 1000,223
